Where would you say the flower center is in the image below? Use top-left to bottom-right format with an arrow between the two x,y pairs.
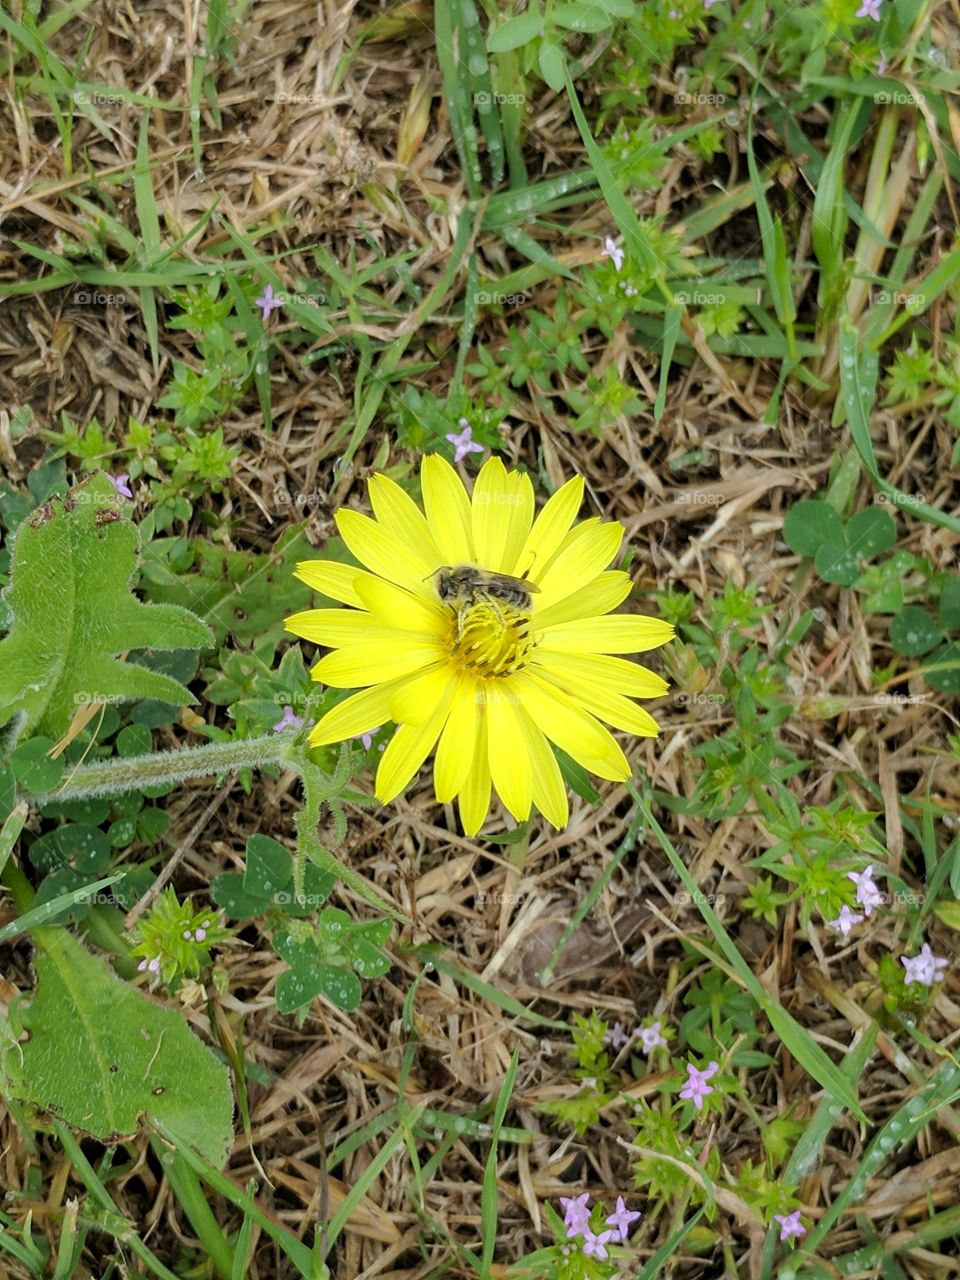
447,599 -> 534,678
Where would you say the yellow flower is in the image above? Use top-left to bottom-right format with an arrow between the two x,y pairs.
284,455 -> 674,835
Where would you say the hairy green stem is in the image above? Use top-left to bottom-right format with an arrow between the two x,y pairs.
30,735 -> 291,802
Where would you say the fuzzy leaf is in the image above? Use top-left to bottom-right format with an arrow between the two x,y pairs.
0,474 -> 213,740
0,930 -> 233,1167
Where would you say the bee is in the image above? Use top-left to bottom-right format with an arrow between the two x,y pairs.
434,564 -> 540,614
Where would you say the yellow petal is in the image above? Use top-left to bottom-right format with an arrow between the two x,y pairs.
375,687 -> 455,803
294,559 -> 368,608
434,677 -> 480,802
354,575 -> 447,635
538,614 -> 676,654
532,570 -> 633,630
458,708 -> 492,835
514,704 -> 568,829
472,456 -> 524,572
308,683 -> 396,745
487,695 -> 532,823
387,664 -> 457,725
535,519 -> 623,610
367,473 -> 445,567
311,639 -> 443,687
420,454 -> 474,563
509,671 -> 630,781
499,470 -> 537,576
516,474 -> 584,583
533,666 -> 662,737
532,650 -> 669,699
284,608 -> 376,645
336,508 -> 437,595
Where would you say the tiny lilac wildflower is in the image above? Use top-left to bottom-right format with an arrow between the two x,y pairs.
182,929 -> 193,940
856,0 -> 881,18
901,943 -> 948,987
445,419 -> 484,463
582,1228 -> 615,1260
559,1193 -> 591,1237
255,283 -> 284,320
358,727 -> 380,750
272,706 -> 304,733
848,865 -> 883,916
704,0 -> 720,8
194,927 -> 207,941
108,473 -> 133,499
600,236 -> 624,272
679,1060 -> 718,1111
773,1210 -> 806,1242
604,1022 -> 629,1050
635,1020 -> 667,1054
148,957 -> 161,973
827,904 -> 863,937
137,959 -> 148,971
606,1195 -> 641,1240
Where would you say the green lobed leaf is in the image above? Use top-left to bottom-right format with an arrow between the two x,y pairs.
782,499 -> 845,557
487,10 -> 544,52
0,473 -> 213,742
815,543 -> 860,586
0,929 -> 234,1166
846,506 -> 897,558
889,606 -> 943,657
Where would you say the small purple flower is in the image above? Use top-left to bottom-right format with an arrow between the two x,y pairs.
182,929 -> 193,940
848,865 -> 883,916
559,1193 -> 591,1237
272,706 -> 304,733
582,1228 -> 615,1260
901,943 -> 948,987
635,1020 -> 667,1054
679,1060 -> 718,1111
137,959 -> 147,971
195,927 -> 207,941
606,1195 -> 641,1240
148,957 -> 161,974
108,472 -> 133,499
827,904 -> 864,937
600,236 -> 625,272
358,727 -> 380,750
856,0 -> 881,18
255,283 -> 284,320
446,419 -> 484,463
704,0 -> 720,8
604,1022 -> 629,1050
773,1210 -> 806,1242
